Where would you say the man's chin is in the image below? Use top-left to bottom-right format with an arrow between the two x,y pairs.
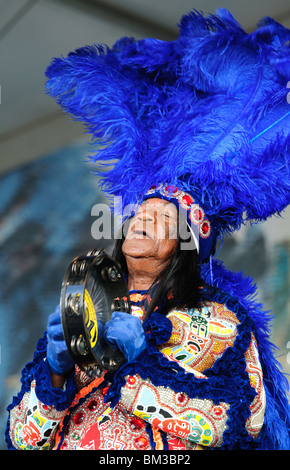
122,237 -> 154,257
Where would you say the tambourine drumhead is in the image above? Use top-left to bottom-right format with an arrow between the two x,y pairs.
60,249 -> 131,377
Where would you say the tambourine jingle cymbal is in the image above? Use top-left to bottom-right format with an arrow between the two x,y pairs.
60,249 -> 131,377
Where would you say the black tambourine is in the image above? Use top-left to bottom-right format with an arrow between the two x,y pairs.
60,249 -> 131,378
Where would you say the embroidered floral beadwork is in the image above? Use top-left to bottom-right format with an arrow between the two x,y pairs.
6,290 -> 266,450
9,382 -> 64,450
160,302 -> 240,373
120,374 -> 229,447
244,334 -> 266,439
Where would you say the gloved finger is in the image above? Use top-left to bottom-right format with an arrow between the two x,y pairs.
105,314 -> 144,342
46,338 -> 74,376
47,320 -> 64,341
47,308 -> 62,327
104,316 -> 146,363
110,311 -> 132,322
104,331 -> 129,358
105,327 -> 132,343
110,311 -> 142,329
50,338 -> 70,355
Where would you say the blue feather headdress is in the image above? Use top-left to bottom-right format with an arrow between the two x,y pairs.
45,8 -> 290,262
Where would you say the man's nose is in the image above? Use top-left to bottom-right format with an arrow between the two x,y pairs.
137,209 -> 155,222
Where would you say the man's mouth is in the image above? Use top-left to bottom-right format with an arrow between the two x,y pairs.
132,229 -> 151,239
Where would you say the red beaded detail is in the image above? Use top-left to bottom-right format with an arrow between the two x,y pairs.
190,204 -> 204,223
73,411 -> 85,425
174,392 -> 189,407
87,399 -> 99,411
200,219 -> 211,238
164,185 -> 180,196
180,194 -> 194,208
213,407 -> 223,416
127,376 -> 137,386
177,393 -> 187,403
101,385 -> 110,396
209,403 -> 227,421
129,418 -> 145,431
133,436 -> 149,450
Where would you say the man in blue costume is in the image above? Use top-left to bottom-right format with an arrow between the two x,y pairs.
6,9 -> 290,450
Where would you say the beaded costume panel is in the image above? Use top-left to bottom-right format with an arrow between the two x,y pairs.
7,297 -> 266,450
161,301 -> 240,373
9,382 -> 64,450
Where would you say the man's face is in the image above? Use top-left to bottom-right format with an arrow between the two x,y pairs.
121,198 -> 178,262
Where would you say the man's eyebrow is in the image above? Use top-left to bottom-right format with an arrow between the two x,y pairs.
137,201 -> 177,214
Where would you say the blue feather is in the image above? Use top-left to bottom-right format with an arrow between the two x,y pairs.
45,8 -> 290,233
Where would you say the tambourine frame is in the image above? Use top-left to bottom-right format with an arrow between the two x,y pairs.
60,249 -> 131,377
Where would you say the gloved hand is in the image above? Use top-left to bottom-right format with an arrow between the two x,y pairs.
104,311 -> 146,363
46,305 -> 75,376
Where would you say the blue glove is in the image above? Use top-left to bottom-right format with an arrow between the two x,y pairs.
104,311 -> 146,363
46,305 -> 75,376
